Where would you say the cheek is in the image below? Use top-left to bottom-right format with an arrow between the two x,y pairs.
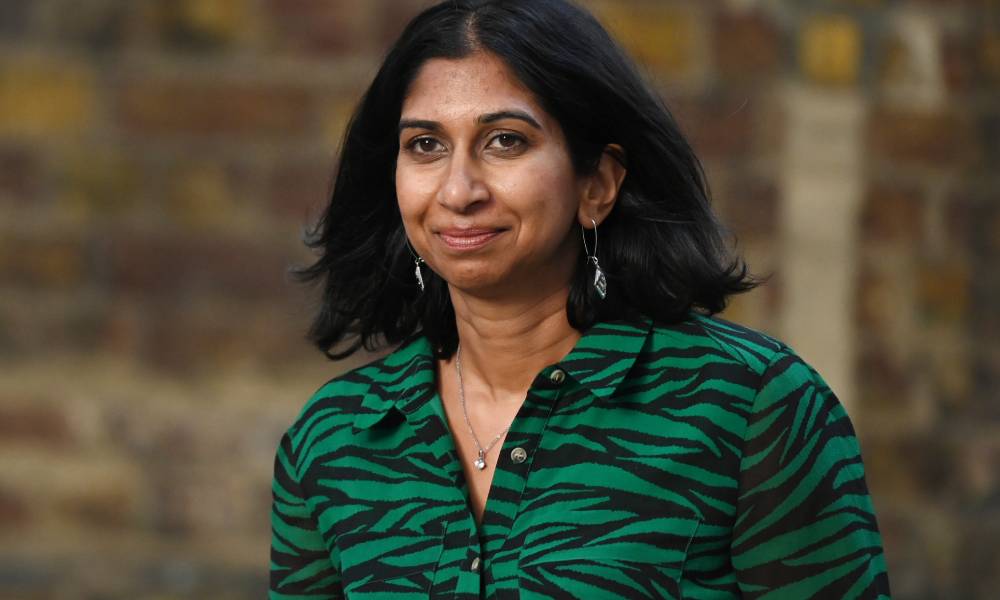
395,168 -> 428,222
503,159 -> 581,223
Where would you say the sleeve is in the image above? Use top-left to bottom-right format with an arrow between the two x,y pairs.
731,350 -> 892,599
270,429 -> 345,599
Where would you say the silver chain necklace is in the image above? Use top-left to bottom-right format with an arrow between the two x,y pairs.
456,344 -> 511,470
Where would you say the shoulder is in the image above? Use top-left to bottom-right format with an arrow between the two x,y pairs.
648,311 -> 792,373
644,311 -> 834,405
282,332 -> 430,451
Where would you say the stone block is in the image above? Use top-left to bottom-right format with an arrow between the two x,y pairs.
0,54 -> 96,138
590,2 -> 704,78
149,0 -> 257,51
878,10 -> 945,110
799,14 -> 863,86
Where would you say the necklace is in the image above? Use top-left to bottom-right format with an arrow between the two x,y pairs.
456,344 -> 512,470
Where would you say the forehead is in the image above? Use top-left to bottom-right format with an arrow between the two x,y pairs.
401,51 -> 548,124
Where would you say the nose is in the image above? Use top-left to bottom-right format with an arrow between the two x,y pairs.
437,151 -> 489,212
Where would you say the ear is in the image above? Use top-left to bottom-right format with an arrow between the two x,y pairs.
578,144 -> 627,227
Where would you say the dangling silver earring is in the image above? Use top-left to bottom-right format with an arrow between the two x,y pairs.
404,239 -> 426,292
414,257 -> 425,292
581,218 -> 607,299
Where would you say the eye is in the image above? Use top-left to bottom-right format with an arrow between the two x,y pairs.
488,132 -> 526,151
406,137 -> 444,154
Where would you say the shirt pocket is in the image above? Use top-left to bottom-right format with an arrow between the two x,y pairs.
516,514 -> 701,600
339,521 -> 449,599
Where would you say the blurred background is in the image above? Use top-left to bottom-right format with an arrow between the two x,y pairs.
0,0 -> 996,598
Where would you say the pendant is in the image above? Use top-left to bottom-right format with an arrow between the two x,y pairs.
593,265 -> 607,299
415,261 -> 425,292
473,450 -> 486,470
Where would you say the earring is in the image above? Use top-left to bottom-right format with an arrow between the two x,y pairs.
414,257 -> 425,292
581,218 -> 607,299
404,239 -> 426,292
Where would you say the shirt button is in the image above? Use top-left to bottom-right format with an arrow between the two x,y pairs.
470,556 -> 481,572
549,369 -> 566,384
510,447 -> 527,464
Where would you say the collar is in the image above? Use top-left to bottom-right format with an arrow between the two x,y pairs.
352,314 -> 654,433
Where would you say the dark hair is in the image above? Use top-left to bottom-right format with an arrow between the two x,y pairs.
294,0 -> 766,360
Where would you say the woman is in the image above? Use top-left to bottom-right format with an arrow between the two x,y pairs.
270,1 -> 891,598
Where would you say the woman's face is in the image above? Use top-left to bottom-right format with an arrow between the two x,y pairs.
396,51 -> 586,299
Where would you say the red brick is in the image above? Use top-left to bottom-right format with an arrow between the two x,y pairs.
856,260 -> 909,333
263,0 -> 373,56
968,272 -> 1000,346
141,301 -> 310,373
956,518 -> 1000,598
268,159 -> 331,222
916,259 -> 968,328
0,485 -> 30,528
0,146 -> 41,202
0,236 -> 87,288
713,11 -> 784,82
860,182 -> 925,243
0,403 -> 74,447
0,1 -> 31,39
941,34 -> 976,93
118,79 -> 313,137
868,107 -> 978,167
105,231 -> 293,300
670,91 -> 755,159
861,433 -> 958,504
856,340 -> 915,412
945,188 -> 1000,261
56,486 -> 135,529
977,27 -> 1000,86
374,0 -> 428,48
718,175 -> 779,239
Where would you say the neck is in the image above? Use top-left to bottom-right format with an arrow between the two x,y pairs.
447,284 -> 581,405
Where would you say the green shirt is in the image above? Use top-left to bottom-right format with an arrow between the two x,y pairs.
270,312 -> 891,599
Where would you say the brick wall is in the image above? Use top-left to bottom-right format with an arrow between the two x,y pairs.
0,0 -> 995,598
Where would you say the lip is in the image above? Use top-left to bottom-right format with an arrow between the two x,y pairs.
436,227 -> 507,251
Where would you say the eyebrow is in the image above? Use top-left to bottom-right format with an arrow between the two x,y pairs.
397,110 -> 542,136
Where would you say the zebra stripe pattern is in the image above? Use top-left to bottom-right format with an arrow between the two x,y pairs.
271,312 -> 891,598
